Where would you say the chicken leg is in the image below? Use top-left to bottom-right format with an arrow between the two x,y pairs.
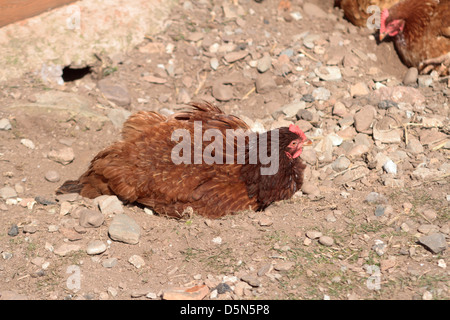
419,52 -> 450,76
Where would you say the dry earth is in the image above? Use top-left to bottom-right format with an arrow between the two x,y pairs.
0,0 -> 449,300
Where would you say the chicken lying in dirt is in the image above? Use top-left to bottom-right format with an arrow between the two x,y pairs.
380,0 -> 450,75
57,102 -> 311,219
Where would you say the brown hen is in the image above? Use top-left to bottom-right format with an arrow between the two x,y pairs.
380,0 -> 450,75
57,102 -> 311,219
336,0 -> 400,27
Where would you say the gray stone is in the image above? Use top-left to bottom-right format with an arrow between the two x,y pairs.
102,257 -> 118,268
8,224 -> 19,237
257,54 -> 272,73
86,240 -> 107,255
0,186 -> 17,199
79,209 -> 105,228
418,233 -> 447,254
331,156 -> 350,172
255,73 -> 277,93
95,195 -> 124,215
108,214 -> 141,244
403,67 -> 418,85
45,170 -> 61,183
47,147 -> 75,165
240,274 -> 260,287
0,118 -> 12,130
312,87 -> 331,101
319,236 -> 334,246
314,66 -> 342,81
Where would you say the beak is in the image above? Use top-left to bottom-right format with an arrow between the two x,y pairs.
304,139 -> 312,146
379,32 -> 387,41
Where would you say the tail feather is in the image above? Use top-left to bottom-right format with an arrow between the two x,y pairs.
56,180 -> 83,195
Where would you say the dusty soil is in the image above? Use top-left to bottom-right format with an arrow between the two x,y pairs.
0,0 -> 448,300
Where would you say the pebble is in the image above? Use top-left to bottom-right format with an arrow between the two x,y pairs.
375,205 -> 385,217
372,239 -> 387,256
257,54 -> 272,73
417,224 -> 440,235
312,87 -> 331,101
274,261 -> 295,271
0,186 -> 17,199
255,73 -> 277,93
210,57 -> 219,71
86,240 -> 107,255
314,66 -> 342,81
8,224 -> 19,237
47,147 -> 75,165
224,51 -> 248,63
306,230 -> 322,239
108,214 -> 141,244
331,156 -> 350,172
0,118 -> 12,130
318,236 -> 334,246
128,255 -> 145,268
20,139 -> 35,149
403,67 -> 418,85
212,82 -> 233,101
102,258 -> 118,268
95,195 -> 124,215
45,170 -> 60,183
79,209 -> 105,228
418,233 -> 447,254
350,82 -> 370,97
240,274 -> 261,287
383,160 -> 397,174
354,106 -> 375,132
406,138 -> 424,154
53,243 -> 81,256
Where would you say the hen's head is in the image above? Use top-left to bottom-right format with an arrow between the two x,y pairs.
280,124 -> 312,160
379,9 -> 405,41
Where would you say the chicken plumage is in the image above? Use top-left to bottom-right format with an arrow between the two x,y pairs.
380,0 -> 450,75
336,0 -> 401,27
57,102 -> 311,219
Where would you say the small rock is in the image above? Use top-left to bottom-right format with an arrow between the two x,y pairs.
108,214 -> 141,244
306,230 -> 322,239
314,66 -> 342,81
0,118 -> 12,130
257,263 -> 273,276
375,205 -> 385,217
383,160 -> 397,174
372,239 -> 387,256
318,236 -> 334,246
224,51 -> 248,63
274,261 -> 295,271
331,156 -> 350,172
8,224 -> 19,237
257,54 -> 272,73
79,209 -> 104,228
45,170 -> 60,183
332,102 -> 347,117
210,58 -> 219,71
350,82 -> 370,97
212,237 -> 222,244
255,73 -> 277,93
406,138 -> 424,154
53,243 -> 81,256
417,224 -> 440,235
20,139 -> 35,149
312,87 -> 331,101
365,192 -> 387,204
354,106 -> 375,132
422,209 -> 437,221
59,201 -> 72,216
422,291 -> 433,300
215,283 -> 232,294
162,285 -> 209,300
0,186 -> 17,199
128,255 -> 145,268
403,67 -> 418,85
86,240 -> 107,255
418,75 -> 433,87
48,147 -> 75,165
418,233 -> 447,254
259,217 -> 273,226
301,182 -> 320,196
102,258 -> 118,268
240,274 -> 261,287
95,195 -> 124,215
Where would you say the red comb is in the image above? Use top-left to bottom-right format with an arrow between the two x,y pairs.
289,124 -> 306,140
380,9 -> 389,33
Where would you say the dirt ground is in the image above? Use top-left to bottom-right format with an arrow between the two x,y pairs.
0,0 -> 448,300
